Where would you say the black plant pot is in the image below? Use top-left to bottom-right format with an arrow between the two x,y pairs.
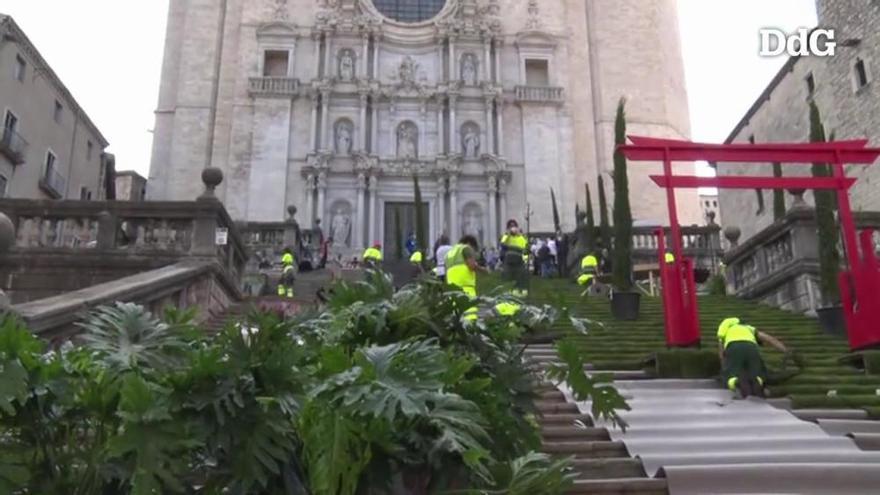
611,291 -> 641,321
693,268 -> 711,284
816,305 -> 846,337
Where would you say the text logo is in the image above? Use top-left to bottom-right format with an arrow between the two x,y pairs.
759,28 -> 836,57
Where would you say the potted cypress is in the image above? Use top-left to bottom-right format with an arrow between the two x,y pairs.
809,101 -> 845,335
609,98 -> 640,320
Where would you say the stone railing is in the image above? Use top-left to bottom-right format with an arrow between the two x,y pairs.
514,85 -> 565,104
14,261 -> 240,342
248,77 -> 300,97
631,224 -> 724,269
0,169 -> 248,303
723,206 -> 880,313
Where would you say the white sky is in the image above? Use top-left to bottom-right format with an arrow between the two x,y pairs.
1,0 -> 818,179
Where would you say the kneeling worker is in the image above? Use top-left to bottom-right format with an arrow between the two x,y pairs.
717,317 -> 788,398
577,252 -> 599,292
277,249 -> 296,298
445,235 -> 486,297
362,243 -> 384,269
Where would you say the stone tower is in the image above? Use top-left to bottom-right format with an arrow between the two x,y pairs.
148,0 -> 700,251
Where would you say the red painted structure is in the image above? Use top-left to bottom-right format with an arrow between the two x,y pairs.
619,136 -> 880,351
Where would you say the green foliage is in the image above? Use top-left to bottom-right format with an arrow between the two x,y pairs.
612,98 -> 633,290
772,162 -> 786,221
597,175 -> 611,251
808,101 -> 841,305
0,272 -> 623,494
708,274 -> 727,296
585,182 -> 597,253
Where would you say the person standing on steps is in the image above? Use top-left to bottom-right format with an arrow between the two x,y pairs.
717,317 -> 789,398
277,248 -> 296,299
433,235 -> 452,281
500,219 -> 529,296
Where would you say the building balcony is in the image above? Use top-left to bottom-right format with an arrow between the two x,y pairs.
514,85 -> 565,104
0,127 -> 29,165
248,77 -> 300,97
39,167 -> 66,199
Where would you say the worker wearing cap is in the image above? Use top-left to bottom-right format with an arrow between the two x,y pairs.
577,252 -> 599,289
362,243 -> 383,269
277,249 -> 296,298
500,219 -> 529,296
717,317 -> 788,398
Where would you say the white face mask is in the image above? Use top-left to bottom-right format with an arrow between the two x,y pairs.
510,226 -> 519,234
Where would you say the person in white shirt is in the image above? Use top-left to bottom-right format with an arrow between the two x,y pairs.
434,235 -> 453,280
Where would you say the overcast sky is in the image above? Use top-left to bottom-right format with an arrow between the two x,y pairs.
2,0 -> 818,178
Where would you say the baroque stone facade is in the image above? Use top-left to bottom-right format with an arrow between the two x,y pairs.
719,0 -> 880,242
148,0 -> 700,251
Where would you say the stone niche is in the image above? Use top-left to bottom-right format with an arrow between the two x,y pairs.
328,199 -> 354,248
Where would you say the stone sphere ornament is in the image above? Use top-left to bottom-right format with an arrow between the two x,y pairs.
723,226 -> 742,246
200,167 -> 224,200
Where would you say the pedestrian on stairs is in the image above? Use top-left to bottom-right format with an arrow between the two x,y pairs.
277,249 -> 296,299
500,219 -> 529,296
717,317 -> 789,398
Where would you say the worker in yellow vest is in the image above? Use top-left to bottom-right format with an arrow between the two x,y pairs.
409,250 -> 425,275
665,252 -> 675,264
717,317 -> 789,398
277,249 -> 295,298
500,219 -> 529,297
577,252 -> 599,289
362,243 -> 383,269
445,235 -> 486,297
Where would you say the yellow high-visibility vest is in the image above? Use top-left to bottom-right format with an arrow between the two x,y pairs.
282,252 -> 294,265
446,244 -> 476,297
409,251 -> 423,264
500,233 -> 528,251
363,247 -> 383,261
717,317 -> 758,348
581,255 -> 598,271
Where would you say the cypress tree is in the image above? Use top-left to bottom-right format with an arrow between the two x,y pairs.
413,173 -> 427,261
585,182 -> 596,253
550,188 -> 561,234
598,174 -> 611,251
772,162 -> 786,221
612,98 -> 633,291
809,100 -> 840,305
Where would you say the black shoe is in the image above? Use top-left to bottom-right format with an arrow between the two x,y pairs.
750,377 -> 766,398
737,376 -> 751,398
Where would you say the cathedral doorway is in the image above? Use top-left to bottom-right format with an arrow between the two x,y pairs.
383,201 -> 429,260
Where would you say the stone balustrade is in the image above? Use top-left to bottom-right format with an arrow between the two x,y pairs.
248,76 -> 300,97
723,206 -> 880,313
514,85 -> 565,104
631,224 -> 724,268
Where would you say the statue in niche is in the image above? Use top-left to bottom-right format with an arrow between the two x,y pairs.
461,53 -> 478,86
462,124 -> 480,158
397,122 -> 418,159
399,56 -> 417,85
335,120 -> 353,155
338,49 -> 355,81
462,206 -> 484,241
330,205 -> 352,247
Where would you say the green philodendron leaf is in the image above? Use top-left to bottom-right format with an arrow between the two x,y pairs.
0,358 -> 28,416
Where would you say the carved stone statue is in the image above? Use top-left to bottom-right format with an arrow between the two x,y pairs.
330,206 -> 352,247
399,56 -> 417,85
339,49 -> 355,81
335,120 -> 353,155
398,122 -> 418,159
462,124 -> 480,158
461,53 -> 477,86
462,206 -> 483,241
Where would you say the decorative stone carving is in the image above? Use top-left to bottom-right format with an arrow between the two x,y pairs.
338,48 -> 355,81
397,121 -> 419,159
525,0 -> 542,30
273,0 -> 289,21
461,122 -> 481,158
462,203 -> 484,240
461,53 -> 478,85
330,201 -> 353,247
334,119 -> 354,155
396,55 -> 421,87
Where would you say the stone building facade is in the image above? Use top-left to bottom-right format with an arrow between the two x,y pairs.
719,0 -> 880,242
115,170 -> 148,201
0,14 -> 111,201
149,0 -> 700,253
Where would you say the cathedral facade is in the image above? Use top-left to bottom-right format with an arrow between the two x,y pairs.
149,0 -> 700,252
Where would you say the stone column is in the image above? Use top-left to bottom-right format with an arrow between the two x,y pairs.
499,177 -> 508,226
449,36 -> 457,81
324,35 -> 333,77
449,175 -> 459,239
355,172 -> 366,248
313,33 -> 322,79
436,95 -> 445,154
484,96 -> 495,155
487,175 -> 498,243
321,91 -> 331,151
316,171 -> 327,225
449,95 -> 458,154
310,95 -> 320,151
359,92 -> 368,152
483,39 -> 492,82
436,176 -> 447,234
368,174 -> 379,243
371,97 -> 379,155
305,173 -> 316,227
360,33 -> 370,79
493,39 -> 502,83
496,97 -> 504,156
372,35 -> 380,79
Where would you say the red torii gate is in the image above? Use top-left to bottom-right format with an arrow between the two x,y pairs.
619,136 -> 880,351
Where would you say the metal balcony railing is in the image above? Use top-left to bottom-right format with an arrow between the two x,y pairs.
0,127 -> 29,165
39,166 -> 66,199
248,77 -> 300,97
514,85 -> 565,104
